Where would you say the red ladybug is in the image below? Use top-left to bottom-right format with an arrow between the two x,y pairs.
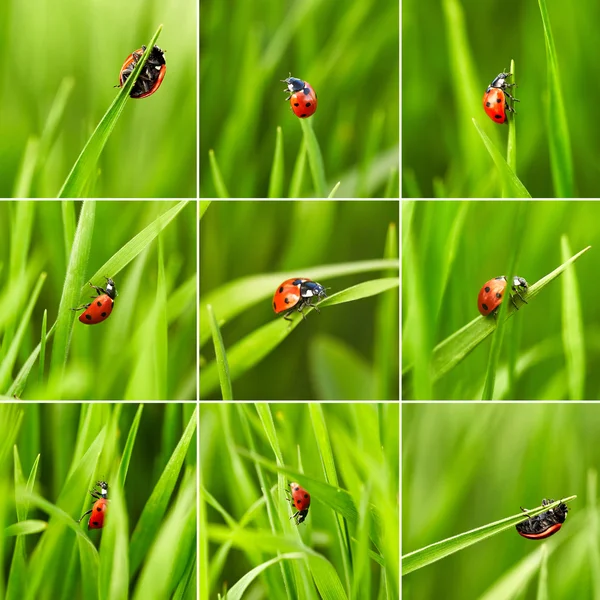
273,278 -> 327,321
287,482 -> 311,525
477,275 -> 528,316
78,481 -> 109,530
516,498 -> 568,540
281,75 -> 318,118
482,72 -> 519,124
118,45 -> 166,99
72,277 -> 117,325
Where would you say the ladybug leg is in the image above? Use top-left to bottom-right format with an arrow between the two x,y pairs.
71,302 -> 91,312
78,508 -> 93,523
513,289 -> 528,304
89,282 -> 109,296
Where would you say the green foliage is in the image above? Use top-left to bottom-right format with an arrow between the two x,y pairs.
403,200 -> 595,400
403,404 -> 597,598
403,0 -> 590,197
200,200 -> 399,400
0,404 -> 197,600
0,1 -> 195,198
0,201 -> 196,400
200,0 -> 399,198
201,403 -> 399,599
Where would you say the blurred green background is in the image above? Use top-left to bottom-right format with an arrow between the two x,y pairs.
200,0 -> 399,198
0,0 -> 196,198
0,201 -> 196,400
403,403 -> 599,599
403,200 -> 597,400
202,402 -> 399,599
200,200 -> 399,400
403,0 -> 600,197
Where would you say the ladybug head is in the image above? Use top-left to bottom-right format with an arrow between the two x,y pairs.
103,277 -> 117,299
96,481 -> 109,498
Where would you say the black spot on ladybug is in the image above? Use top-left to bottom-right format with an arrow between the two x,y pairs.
485,286 -> 491,293
296,500 -> 301,506
486,101 -> 492,107
300,114 -> 307,118
482,303 -> 489,311
279,286 -> 284,293
294,102 -> 300,107
496,97 -> 502,104
101,312 -> 107,317
96,301 -> 102,307
284,298 -> 290,305
92,520 -> 99,526
85,314 -> 92,321
495,115 -> 502,120
273,301 -> 276,309
303,493 -> 308,498
496,292 -> 502,299
95,506 -> 102,512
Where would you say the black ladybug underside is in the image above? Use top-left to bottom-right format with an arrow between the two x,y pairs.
121,46 -> 166,98
516,499 -> 568,535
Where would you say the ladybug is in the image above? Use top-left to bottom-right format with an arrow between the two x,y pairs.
477,275 -> 528,317
72,277 -> 117,325
118,45 -> 166,99
287,482 -> 311,525
516,498 -> 568,540
78,481 -> 109,530
482,72 -> 520,124
273,278 -> 327,321
281,74 -> 318,118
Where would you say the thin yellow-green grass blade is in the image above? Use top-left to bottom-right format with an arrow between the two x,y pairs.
299,118 -> 327,197
58,26 -> 163,198
268,127 -> 285,198
0,272 -> 47,392
50,201 -> 95,386
473,119 -> 531,198
560,236 -> 585,399
288,139 -> 308,198
207,305 -> 233,400
402,497 -> 576,576
208,149 -> 230,198
538,0 -> 573,197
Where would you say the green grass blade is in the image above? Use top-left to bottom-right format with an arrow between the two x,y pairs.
0,272 -> 46,392
506,59 -> 517,177
300,118 -> 327,197
373,223 -> 399,400
129,407 -> 197,574
226,553 -> 305,600
268,127 -> 284,198
207,304 -> 233,400
8,323 -> 56,399
208,149 -> 230,198
200,200 -> 212,219
560,236 -> 585,399
402,497 -> 576,576
403,246 -> 592,393
49,201 -> 96,387
133,470 -> 196,600
538,0 -> 574,197
58,26 -> 163,198
200,259 -> 398,347
201,279 -> 399,398
12,139 -> 39,198
327,181 -> 341,198
478,546 -> 549,600
288,139 -> 308,198
472,119 -> 531,198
